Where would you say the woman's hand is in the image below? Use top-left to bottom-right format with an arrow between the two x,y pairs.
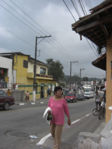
67,118 -> 71,126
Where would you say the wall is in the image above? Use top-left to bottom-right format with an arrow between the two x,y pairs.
106,35 -> 112,122
28,61 -> 48,75
0,56 -> 12,88
14,54 -> 28,84
13,54 -> 56,100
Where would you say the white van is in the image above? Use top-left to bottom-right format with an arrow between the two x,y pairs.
83,85 -> 94,99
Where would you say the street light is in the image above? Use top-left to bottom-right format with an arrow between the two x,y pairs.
70,60 -> 78,89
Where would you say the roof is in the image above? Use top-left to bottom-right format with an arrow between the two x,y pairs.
0,52 -> 47,67
92,53 -> 106,71
72,0 -> 112,48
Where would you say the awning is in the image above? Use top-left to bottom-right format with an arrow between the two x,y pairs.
92,53 -> 106,71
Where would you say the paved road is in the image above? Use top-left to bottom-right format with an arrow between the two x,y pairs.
0,98 -> 103,149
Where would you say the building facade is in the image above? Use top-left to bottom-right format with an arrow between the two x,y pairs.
0,56 -> 12,89
72,0 -> 112,122
0,52 -> 57,100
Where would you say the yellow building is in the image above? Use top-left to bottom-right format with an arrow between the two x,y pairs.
1,52 -> 57,100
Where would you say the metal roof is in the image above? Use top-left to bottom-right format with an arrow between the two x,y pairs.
72,0 -> 112,48
0,52 -> 47,67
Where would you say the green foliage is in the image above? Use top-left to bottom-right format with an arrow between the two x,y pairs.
46,58 -> 64,81
64,75 -> 81,84
82,77 -> 88,81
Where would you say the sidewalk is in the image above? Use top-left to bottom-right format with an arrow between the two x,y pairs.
12,98 -> 49,110
37,120 -> 105,149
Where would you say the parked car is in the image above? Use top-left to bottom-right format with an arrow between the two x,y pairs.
0,90 -> 15,110
65,93 -> 77,103
76,93 -> 85,101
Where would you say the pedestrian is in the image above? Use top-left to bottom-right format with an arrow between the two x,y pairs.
25,91 -> 30,102
7,89 -> 11,96
95,90 -> 101,110
48,86 -> 71,149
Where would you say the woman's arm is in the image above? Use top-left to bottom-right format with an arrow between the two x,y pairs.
63,99 -> 71,125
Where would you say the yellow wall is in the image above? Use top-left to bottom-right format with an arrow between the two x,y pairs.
106,35 -> 112,122
28,61 -> 48,75
14,54 -> 28,84
13,54 -> 57,100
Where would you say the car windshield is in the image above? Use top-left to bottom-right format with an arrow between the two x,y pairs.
66,94 -> 74,96
0,90 -> 6,96
84,89 -> 91,92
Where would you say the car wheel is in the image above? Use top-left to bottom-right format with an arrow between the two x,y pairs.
4,103 -> 10,110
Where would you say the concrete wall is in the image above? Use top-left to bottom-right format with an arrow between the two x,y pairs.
0,56 -> 13,88
12,90 -> 25,103
106,35 -> 112,122
28,61 -> 48,75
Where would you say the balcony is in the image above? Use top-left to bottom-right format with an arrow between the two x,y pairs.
27,72 -> 53,80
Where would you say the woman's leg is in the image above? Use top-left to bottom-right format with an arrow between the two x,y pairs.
54,125 -> 63,149
50,123 -> 56,138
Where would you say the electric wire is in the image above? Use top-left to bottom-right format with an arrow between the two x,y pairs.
1,0 -> 42,36
80,0 -> 87,15
62,0 -> 76,22
78,0 -> 86,15
62,0 -> 97,58
10,0 -> 51,36
8,0 -> 70,56
70,0 -> 81,17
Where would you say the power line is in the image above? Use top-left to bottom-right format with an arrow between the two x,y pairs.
10,0 -> 50,36
9,0 -> 70,54
78,0 -> 86,15
0,4 -> 38,37
80,0 -> 87,15
1,0 -> 42,36
62,0 -> 76,21
62,0 -> 97,58
70,0 -> 81,17
86,39 -> 98,57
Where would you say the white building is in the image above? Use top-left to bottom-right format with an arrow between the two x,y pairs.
0,56 -> 13,89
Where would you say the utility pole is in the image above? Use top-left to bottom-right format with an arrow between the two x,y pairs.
80,68 -> 85,84
33,35 -> 51,103
70,61 -> 78,90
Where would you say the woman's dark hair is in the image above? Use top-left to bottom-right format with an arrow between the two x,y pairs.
54,86 -> 62,94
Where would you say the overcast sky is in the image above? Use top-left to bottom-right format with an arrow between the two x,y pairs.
0,0 -> 105,78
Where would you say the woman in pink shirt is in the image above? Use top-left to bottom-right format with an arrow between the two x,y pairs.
48,86 -> 71,149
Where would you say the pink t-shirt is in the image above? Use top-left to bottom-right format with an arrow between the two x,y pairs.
48,96 -> 70,125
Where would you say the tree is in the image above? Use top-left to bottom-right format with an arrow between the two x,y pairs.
82,77 -> 88,81
46,58 -> 64,81
64,75 -> 80,84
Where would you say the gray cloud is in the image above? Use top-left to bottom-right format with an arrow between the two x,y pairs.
0,0 -> 105,78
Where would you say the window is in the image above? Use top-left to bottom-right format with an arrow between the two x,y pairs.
40,67 -> 46,75
23,60 -> 28,68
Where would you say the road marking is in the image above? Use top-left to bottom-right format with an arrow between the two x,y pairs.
36,133 -> 51,145
36,113 -> 91,146
85,113 -> 91,117
71,119 -> 80,125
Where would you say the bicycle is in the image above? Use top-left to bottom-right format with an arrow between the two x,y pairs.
92,107 -> 99,116
98,101 -> 105,120
92,102 -> 100,116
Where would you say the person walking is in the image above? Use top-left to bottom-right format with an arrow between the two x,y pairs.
7,89 -> 11,96
48,86 -> 71,149
95,90 -> 101,110
25,91 -> 30,102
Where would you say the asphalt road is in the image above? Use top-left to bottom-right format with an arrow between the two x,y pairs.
0,98 -> 103,149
